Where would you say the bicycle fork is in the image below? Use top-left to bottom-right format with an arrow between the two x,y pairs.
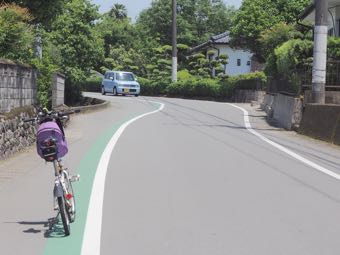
52,160 -> 79,209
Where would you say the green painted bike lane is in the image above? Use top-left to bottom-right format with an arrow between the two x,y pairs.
43,102 -> 160,255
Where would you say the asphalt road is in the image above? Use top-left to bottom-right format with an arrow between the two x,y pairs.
1,93 -> 340,255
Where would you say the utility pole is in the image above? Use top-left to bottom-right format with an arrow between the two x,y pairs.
171,0 -> 177,82
312,0 -> 328,104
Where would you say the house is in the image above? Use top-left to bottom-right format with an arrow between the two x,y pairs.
189,31 -> 258,76
299,0 -> 340,37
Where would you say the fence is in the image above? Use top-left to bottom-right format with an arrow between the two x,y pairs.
267,60 -> 340,96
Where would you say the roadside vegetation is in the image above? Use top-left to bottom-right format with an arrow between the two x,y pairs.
1,0 -> 339,105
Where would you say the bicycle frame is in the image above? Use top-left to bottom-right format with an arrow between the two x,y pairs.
53,160 -> 66,199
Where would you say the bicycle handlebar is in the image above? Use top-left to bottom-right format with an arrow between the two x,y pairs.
22,109 -> 80,123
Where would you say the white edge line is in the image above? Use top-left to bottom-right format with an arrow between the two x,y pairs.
81,101 -> 164,255
227,103 -> 340,180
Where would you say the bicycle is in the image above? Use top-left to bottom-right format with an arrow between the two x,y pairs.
23,108 -> 80,236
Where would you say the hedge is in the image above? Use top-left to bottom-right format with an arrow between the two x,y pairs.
220,71 -> 267,98
81,76 -> 102,92
138,77 -> 169,96
167,78 -> 220,98
139,72 -> 267,99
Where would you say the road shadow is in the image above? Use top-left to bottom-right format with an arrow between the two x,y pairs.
6,216 -> 67,238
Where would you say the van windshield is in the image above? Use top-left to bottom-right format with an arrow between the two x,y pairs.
116,73 -> 135,81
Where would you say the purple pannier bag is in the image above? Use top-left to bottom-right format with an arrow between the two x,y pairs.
37,121 -> 68,161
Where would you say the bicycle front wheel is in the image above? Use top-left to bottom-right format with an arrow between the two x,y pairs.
63,171 -> 76,223
58,196 -> 70,236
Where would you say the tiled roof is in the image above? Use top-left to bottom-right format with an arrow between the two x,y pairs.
211,31 -> 230,44
189,31 -> 230,53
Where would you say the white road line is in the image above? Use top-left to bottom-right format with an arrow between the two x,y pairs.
81,101 -> 165,255
228,103 -> 340,180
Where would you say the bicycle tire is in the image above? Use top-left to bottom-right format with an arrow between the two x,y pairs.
57,196 -> 70,236
63,171 -> 76,223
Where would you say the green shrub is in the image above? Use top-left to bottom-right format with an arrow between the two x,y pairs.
275,39 -> 313,75
81,76 -> 102,92
220,71 -> 267,98
177,69 -> 193,80
328,37 -> 340,59
167,78 -> 220,98
138,77 -> 169,96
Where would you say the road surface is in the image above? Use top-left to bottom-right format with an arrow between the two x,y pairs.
1,93 -> 340,255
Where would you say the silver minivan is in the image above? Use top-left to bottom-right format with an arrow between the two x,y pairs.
101,71 -> 140,96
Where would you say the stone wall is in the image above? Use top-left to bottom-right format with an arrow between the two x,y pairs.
0,107 -> 36,160
52,73 -> 65,108
0,60 -> 37,113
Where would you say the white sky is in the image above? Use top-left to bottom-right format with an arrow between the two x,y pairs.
91,0 -> 242,21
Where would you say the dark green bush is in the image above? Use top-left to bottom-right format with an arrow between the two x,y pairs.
81,76 -> 102,92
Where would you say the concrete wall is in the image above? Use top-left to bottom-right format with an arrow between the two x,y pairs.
234,90 -> 265,103
0,60 -> 37,113
304,90 -> 340,105
261,93 -> 303,130
52,73 -> 65,108
299,104 -> 340,145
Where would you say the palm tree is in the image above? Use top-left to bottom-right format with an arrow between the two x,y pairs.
109,3 -> 127,20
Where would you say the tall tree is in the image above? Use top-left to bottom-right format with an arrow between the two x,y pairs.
230,0 -> 309,59
136,0 -> 236,46
109,3 -> 127,20
0,3 -> 34,62
51,0 -> 104,103
1,0 -> 66,28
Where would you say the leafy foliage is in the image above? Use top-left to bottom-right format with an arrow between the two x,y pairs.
328,37 -> 340,59
230,0 -> 310,59
50,0 -> 104,104
3,0 -> 66,28
136,0 -> 236,46
0,4 -> 34,62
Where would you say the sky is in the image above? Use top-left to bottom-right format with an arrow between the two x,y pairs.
91,0 -> 242,21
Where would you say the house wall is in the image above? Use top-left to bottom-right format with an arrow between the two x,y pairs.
209,45 -> 253,76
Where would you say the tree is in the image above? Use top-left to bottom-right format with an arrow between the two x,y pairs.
136,0 -> 236,46
96,12 -> 136,57
1,0 -> 66,28
51,0 -> 104,104
0,3 -> 34,62
230,0 -> 309,59
109,3 -> 127,20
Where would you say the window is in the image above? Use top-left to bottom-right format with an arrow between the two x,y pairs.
328,28 -> 334,36
116,72 -> 135,81
237,59 -> 241,66
247,61 -> 251,66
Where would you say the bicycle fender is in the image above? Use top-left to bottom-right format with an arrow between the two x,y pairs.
54,182 -> 63,198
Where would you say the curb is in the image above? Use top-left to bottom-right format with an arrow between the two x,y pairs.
70,99 -> 110,113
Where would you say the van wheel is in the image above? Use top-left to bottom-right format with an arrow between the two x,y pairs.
135,94 -> 139,97
113,87 -> 117,96
101,87 -> 106,95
